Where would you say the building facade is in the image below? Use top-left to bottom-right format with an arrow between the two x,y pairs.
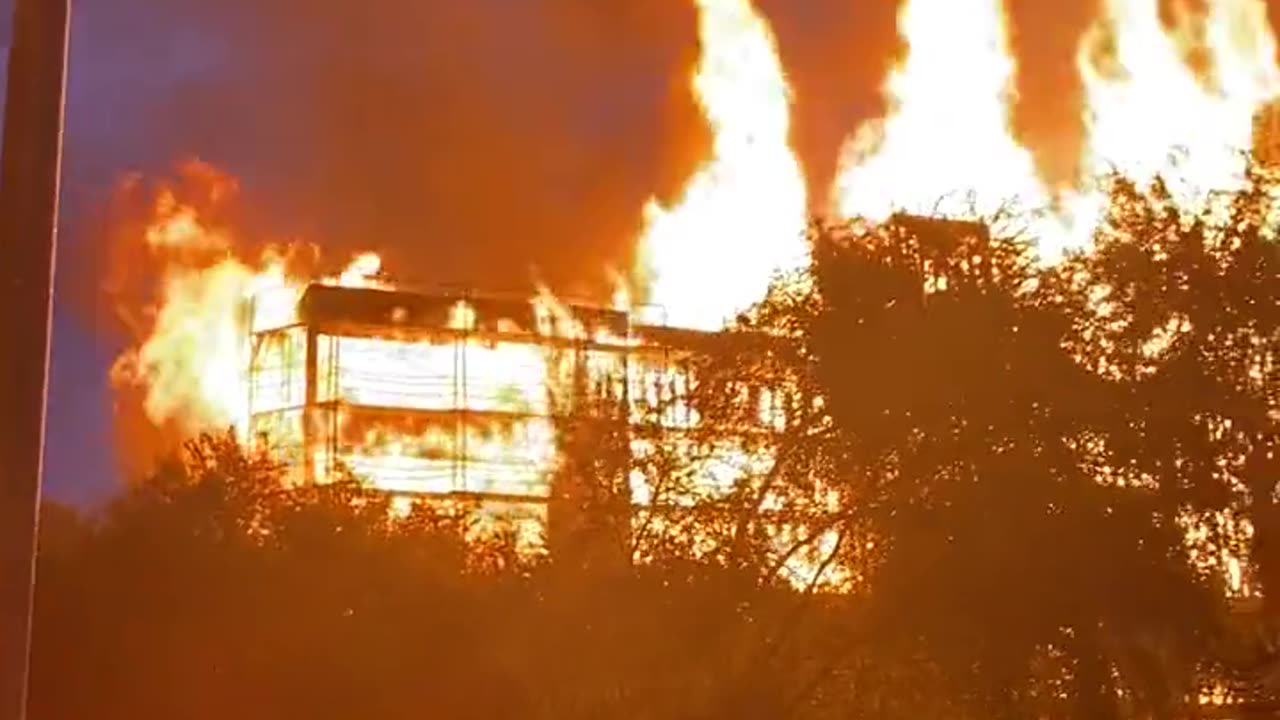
242,283 -> 781,552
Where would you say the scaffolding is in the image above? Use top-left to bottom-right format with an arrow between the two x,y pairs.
240,284 -> 858,588
244,284 -> 702,501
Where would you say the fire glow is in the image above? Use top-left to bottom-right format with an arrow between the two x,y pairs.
108,0 -> 1280,587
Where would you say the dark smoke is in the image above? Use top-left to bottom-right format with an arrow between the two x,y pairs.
1004,0 -> 1096,188
61,0 -> 1280,312
758,0 -> 901,204
62,0 -> 705,305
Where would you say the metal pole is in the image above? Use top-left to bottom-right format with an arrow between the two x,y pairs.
0,0 -> 70,717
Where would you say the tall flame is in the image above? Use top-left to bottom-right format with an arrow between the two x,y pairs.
110,176 -> 383,438
636,0 -> 807,330
830,0 -> 1059,244
1075,0 -> 1280,210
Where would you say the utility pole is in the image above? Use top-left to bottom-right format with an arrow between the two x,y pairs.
0,0 -> 70,718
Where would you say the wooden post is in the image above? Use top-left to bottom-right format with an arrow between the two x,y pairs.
0,0 -> 70,718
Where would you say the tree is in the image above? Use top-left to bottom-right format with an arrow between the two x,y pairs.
27,431 -> 867,719
1065,170 -> 1280,604
1061,168 -> 1280,707
737,213 -> 1225,718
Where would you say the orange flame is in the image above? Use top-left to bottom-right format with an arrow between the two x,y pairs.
1077,0 -> 1280,198
1052,0 -> 1280,248
635,0 -> 807,330
830,0 -> 1068,248
109,174 -> 384,438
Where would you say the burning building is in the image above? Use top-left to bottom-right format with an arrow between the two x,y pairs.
104,0 -> 1280,595
242,279 -> 790,554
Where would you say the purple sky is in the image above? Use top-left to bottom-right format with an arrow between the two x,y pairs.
31,1 -> 282,504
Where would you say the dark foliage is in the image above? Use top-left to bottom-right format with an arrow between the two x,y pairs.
27,172 -> 1280,718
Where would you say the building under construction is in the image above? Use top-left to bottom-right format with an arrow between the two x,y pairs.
241,281 -> 783,548
242,211 -> 1006,507
237,212 -> 1006,562
239,214 -> 1006,577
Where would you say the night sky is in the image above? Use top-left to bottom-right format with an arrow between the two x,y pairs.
11,0 -> 1280,505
